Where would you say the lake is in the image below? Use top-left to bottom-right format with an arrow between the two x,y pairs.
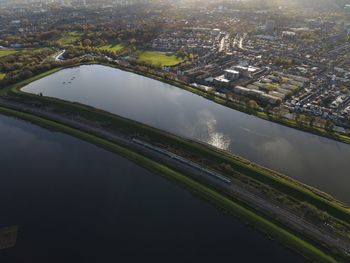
22,64 -> 350,204
0,115 -> 304,262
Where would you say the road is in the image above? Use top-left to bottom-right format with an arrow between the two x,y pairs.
219,33 -> 230,53
0,97 -> 349,259
232,34 -> 239,48
238,33 -> 247,50
53,50 -> 66,61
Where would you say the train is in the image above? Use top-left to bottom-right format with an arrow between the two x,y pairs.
132,138 -> 232,184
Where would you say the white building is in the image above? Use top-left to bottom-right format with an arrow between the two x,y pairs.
224,69 -> 240,81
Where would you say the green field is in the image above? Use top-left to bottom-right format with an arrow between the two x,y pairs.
0,49 -> 17,58
0,73 -> 6,80
57,31 -> 82,45
98,43 -> 125,52
138,51 -> 184,66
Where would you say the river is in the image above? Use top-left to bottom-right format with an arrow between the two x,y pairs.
0,115 -> 304,262
21,64 -> 350,204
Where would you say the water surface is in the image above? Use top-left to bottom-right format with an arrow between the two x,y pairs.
22,65 -> 350,204
0,115 -> 304,262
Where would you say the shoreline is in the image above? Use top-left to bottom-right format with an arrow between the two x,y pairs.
7,62 -> 349,145
1,63 -> 350,261
101,62 -> 350,145
0,105 -> 341,263
4,66 -> 350,215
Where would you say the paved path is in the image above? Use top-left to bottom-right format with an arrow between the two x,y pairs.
53,50 -> 66,61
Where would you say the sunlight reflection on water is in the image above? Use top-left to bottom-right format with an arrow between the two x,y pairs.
206,118 -> 231,150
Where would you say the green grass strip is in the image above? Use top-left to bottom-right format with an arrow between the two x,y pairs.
0,49 -> 17,58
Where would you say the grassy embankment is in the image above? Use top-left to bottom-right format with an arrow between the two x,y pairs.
137,51 -> 185,66
5,68 -> 350,226
0,67 -> 64,96
0,49 -> 17,58
0,105 -> 339,263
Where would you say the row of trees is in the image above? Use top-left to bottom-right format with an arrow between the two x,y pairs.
0,48 -> 54,72
0,48 -> 82,87
0,21 -> 161,51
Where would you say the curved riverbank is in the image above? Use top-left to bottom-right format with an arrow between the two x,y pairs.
9,64 -> 350,205
5,62 -> 349,146
1,64 -> 350,261
0,106 -> 341,263
0,114 -> 307,263
101,63 -> 350,145
6,66 -> 350,220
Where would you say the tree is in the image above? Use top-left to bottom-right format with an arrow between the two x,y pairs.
207,87 -> 216,97
129,38 -> 137,46
82,39 -> 92,47
177,47 -> 186,58
221,163 -> 234,174
325,120 -> 334,132
296,114 -> 308,127
19,70 -> 33,80
248,100 -> 259,111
